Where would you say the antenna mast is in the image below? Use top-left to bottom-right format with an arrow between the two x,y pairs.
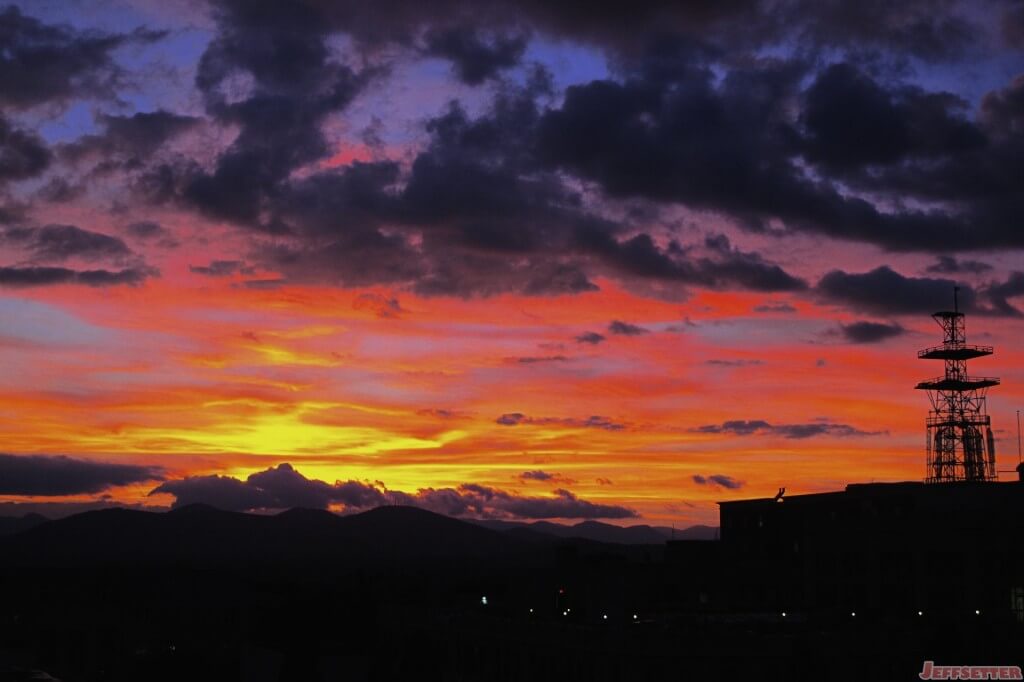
1017,410 -> 1021,464
915,289 -> 1000,482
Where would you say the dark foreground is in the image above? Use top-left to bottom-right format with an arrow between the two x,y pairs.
0,505 -> 1020,681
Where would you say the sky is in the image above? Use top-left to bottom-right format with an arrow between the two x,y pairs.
1,0 -> 1023,526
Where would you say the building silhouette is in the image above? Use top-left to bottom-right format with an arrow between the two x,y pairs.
696,298 -> 1024,624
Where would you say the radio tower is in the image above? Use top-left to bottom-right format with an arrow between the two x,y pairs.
915,288 -> 999,483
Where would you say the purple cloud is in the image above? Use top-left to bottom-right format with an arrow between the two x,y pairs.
150,463 -> 635,519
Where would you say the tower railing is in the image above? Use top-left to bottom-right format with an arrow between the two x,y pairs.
916,343 -> 992,358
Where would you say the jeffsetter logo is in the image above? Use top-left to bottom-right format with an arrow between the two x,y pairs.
920,661 -> 1023,680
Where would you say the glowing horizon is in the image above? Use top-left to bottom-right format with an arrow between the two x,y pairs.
1,1 -> 1022,526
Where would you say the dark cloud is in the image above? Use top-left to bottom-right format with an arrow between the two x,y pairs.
123,221 -> 179,249
49,0 -> 1015,302
0,265 -> 153,288
753,301 -> 796,313
0,197 -> 27,223
0,453 -> 163,496
125,221 -> 168,239
472,486 -> 635,519
693,419 -> 772,436
2,224 -> 135,263
60,111 -> 199,167
1004,4 -> 1024,47
536,53 -> 802,210
507,355 -> 569,364
518,470 -> 574,484
150,462 -> 635,519
831,72 -> 1024,252
0,115 -> 51,183
692,474 -> 743,490
817,266 -> 973,315
416,408 -> 466,419
926,255 -> 993,274
0,5 -> 164,109
800,62 -> 983,171
352,292 -> 405,318
985,271 -> 1024,317
423,26 -> 528,85
35,177 -> 85,203
571,228 -> 807,293
608,320 -> 648,335
2,0 -> 1015,304
980,73 -> 1024,137
161,53 -> 805,298
692,419 -> 882,439
183,0 -> 370,226
838,320 -> 906,344
239,278 -> 285,290
0,223 -> 154,287
785,0 -> 980,61
151,463 -> 385,511
151,473 -> 277,511
228,0 -> 984,64
705,358 -> 763,367
382,84 -> 627,298
575,331 -> 605,345
496,413 -> 626,430
698,234 -> 808,291
189,260 -> 254,277
535,51 -> 1001,253
771,423 -> 884,439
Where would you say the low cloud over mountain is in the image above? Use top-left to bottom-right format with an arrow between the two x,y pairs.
150,463 -> 636,520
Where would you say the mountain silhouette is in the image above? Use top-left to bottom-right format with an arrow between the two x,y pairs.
0,504 -> 529,567
0,512 -> 48,536
0,506 -> 722,571
475,518 -> 718,544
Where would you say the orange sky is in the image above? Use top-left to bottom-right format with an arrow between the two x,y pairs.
3,271 -> 1020,526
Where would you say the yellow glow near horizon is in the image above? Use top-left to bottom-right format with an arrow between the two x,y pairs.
63,401 -> 470,457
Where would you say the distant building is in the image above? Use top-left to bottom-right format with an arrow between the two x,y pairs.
673,298 -> 1024,622
716,481 -> 1024,620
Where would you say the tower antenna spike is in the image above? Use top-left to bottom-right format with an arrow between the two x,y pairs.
1017,409 -> 1021,464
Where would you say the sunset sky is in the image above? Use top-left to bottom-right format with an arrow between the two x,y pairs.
1,0 -> 1023,526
